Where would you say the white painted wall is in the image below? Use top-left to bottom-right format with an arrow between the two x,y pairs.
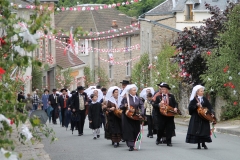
176,12 -> 212,30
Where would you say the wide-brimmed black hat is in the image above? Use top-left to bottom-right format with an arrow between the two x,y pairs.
156,82 -> 163,86
60,88 -> 68,92
159,82 -> 171,90
70,90 -> 76,94
120,80 -> 130,84
77,86 -> 85,91
44,89 -> 49,92
52,88 -> 57,92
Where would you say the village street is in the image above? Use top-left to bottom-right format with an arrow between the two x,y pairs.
42,119 -> 240,160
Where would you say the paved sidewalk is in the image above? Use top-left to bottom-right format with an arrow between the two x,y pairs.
12,124 -> 51,160
175,117 -> 240,136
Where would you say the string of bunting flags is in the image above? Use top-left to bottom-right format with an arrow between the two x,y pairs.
88,22 -> 139,36
99,55 -> 140,66
9,0 -> 141,11
55,44 -> 140,53
55,29 -> 137,41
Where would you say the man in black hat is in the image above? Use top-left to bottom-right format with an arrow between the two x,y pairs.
120,80 -> 130,94
48,89 -> 60,124
70,86 -> 88,136
152,82 -> 178,147
59,88 -> 69,127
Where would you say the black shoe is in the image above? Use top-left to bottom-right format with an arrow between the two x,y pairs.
93,137 -> 97,139
129,147 -> 134,151
197,146 -> 201,149
149,135 -> 153,138
112,141 -> 114,145
117,142 -> 119,146
156,140 -> 160,145
147,133 -> 149,137
202,143 -> 208,149
97,135 -> 100,138
78,134 -> 82,136
167,143 -> 172,147
122,140 -> 125,142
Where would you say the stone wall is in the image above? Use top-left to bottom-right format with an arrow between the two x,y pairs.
140,15 -> 178,56
214,96 -> 226,121
93,34 -> 140,88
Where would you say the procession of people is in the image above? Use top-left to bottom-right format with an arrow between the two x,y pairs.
21,80 -> 215,151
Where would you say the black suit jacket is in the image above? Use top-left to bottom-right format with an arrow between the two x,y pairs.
59,95 -> 69,109
70,92 -> 88,111
48,94 -> 60,107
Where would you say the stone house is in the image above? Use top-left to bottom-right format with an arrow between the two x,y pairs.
55,5 -> 140,88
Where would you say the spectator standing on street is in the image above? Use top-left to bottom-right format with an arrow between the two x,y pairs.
42,89 -> 49,112
17,91 -> 25,102
32,91 -> 40,110
25,93 -> 33,116
88,94 -> 102,140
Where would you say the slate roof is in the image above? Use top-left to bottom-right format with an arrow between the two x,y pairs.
173,0 -> 229,12
145,0 -> 178,16
55,5 -> 139,38
55,41 -> 85,69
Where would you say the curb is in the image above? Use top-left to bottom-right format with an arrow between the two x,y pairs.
175,120 -> 240,137
216,128 -> 240,137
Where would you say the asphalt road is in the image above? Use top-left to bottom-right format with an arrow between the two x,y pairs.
42,118 -> 240,160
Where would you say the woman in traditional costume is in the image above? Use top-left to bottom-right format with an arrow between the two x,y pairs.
120,84 -> 144,151
186,85 -> 214,149
103,86 -> 122,148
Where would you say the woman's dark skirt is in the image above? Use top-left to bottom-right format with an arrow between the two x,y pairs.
186,134 -> 212,144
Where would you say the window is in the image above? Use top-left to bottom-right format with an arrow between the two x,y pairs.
42,39 -> 46,61
43,76 -> 46,88
185,4 -> 193,21
79,39 -> 89,55
125,37 -> 130,52
109,65 -> 113,79
107,39 -> 113,53
48,39 -> 51,55
126,62 -> 131,76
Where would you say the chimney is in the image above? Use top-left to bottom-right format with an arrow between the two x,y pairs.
131,18 -> 138,25
111,20 -> 118,29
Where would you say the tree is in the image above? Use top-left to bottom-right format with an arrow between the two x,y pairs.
0,0 -> 56,158
56,68 -> 74,89
173,2 -> 236,85
131,53 -> 150,91
201,3 -> 240,120
152,44 -> 180,99
84,66 -> 94,87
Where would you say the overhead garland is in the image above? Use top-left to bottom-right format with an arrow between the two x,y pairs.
55,44 -> 140,53
9,0 -> 141,11
99,55 -> 140,66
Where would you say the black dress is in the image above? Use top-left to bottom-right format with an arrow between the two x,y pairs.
120,95 -> 144,148
105,101 -> 122,142
88,102 -> 102,130
186,97 -> 213,144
